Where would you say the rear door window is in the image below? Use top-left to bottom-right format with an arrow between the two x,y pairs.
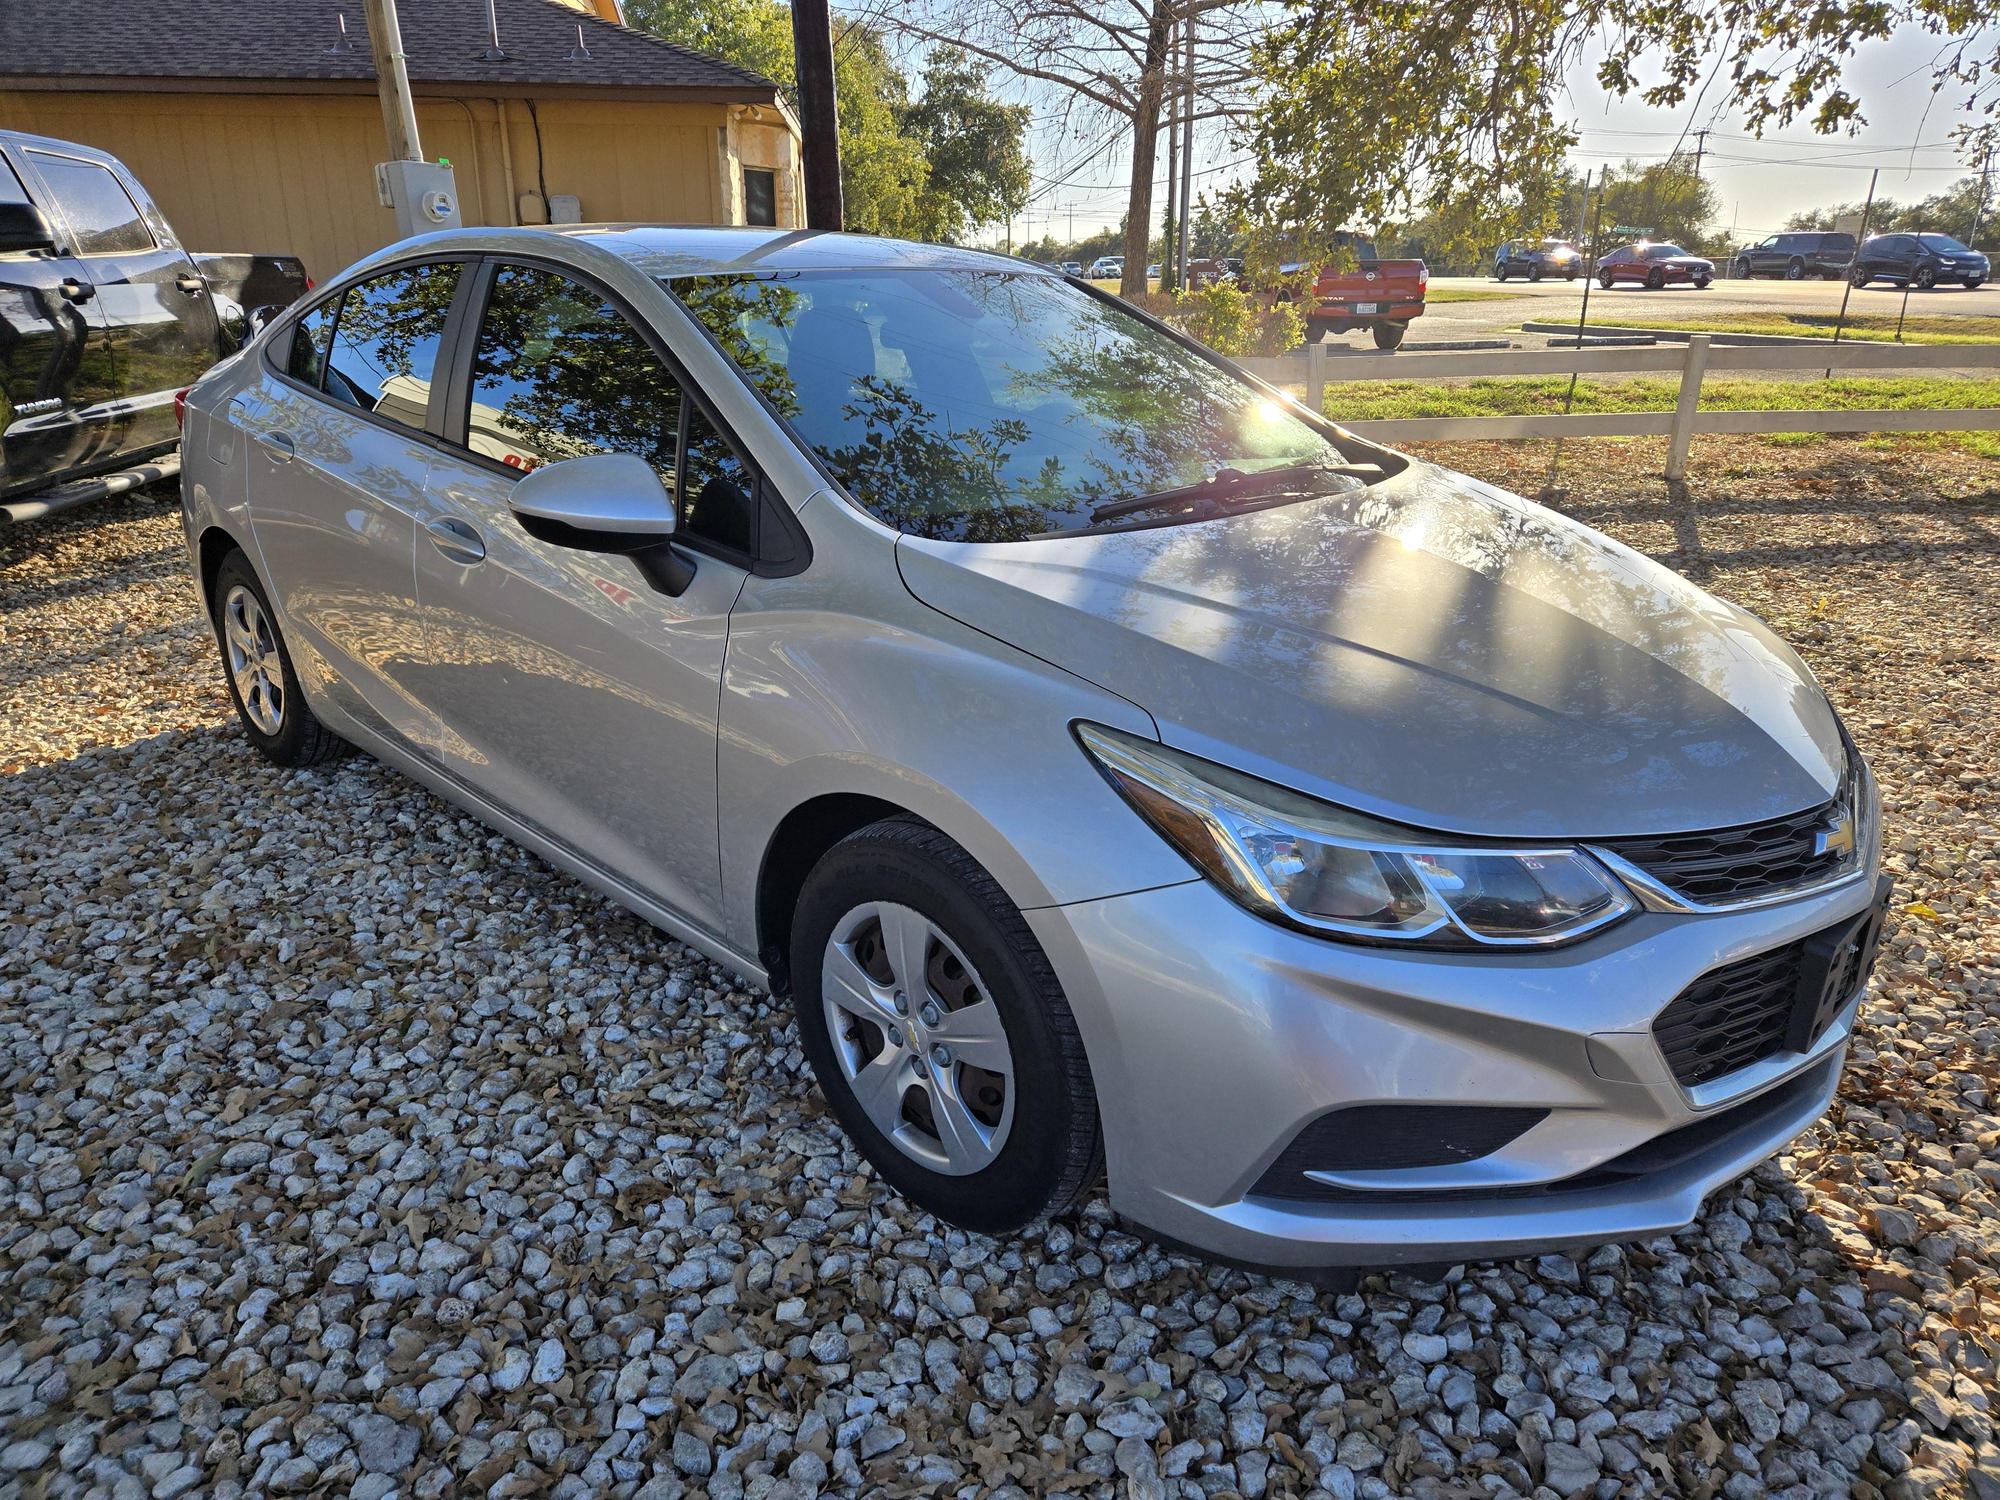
285,296 -> 340,388
25,152 -> 154,255
322,263 -> 460,431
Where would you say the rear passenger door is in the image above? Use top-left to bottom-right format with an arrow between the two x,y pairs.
0,146 -> 121,496
20,147 -> 221,454
239,259 -> 469,750
407,259 -> 761,928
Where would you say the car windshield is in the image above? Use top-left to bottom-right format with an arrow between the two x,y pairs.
1648,244 -> 1690,258
671,268 -> 1359,541
1918,234 -> 1972,252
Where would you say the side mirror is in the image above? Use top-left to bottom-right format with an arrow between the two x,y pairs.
0,201 -> 57,256
509,451 -> 694,596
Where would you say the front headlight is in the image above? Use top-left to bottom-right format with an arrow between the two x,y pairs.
1077,724 -> 1635,949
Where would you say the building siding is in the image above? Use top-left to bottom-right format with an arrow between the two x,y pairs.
0,90 -> 799,281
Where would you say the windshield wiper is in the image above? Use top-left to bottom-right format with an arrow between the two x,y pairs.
1087,461 -> 1384,524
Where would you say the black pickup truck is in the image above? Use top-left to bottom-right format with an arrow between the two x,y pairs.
1,129 -> 307,523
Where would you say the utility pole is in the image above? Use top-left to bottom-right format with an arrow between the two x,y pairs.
1970,143 -> 1993,249
1828,167 -> 1879,371
1689,127 -> 1710,179
791,0 -> 843,230
362,0 -> 460,238
1162,21 -> 1179,293
1175,4 -> 1194,285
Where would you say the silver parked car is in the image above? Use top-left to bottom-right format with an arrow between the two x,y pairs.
179,227 -> 1890,1274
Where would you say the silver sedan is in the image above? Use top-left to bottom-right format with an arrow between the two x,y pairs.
178,226 -> 1889,1275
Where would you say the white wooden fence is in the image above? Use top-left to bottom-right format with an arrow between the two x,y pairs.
1235,336 -> 2000,480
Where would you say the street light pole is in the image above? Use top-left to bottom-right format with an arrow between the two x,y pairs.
792,0 -> 844,230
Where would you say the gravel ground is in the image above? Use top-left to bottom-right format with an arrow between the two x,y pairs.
3,439 -> 1998,1500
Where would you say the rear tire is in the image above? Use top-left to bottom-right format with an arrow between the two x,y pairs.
1371,321 -> 1407,350
1528,263 -> 1543,283
209,550 -> 347,768
789,816 -> 1103,1234
1784,258 -> 1804,280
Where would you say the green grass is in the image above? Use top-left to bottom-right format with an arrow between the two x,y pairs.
1321,374 -> 2000,458
1557,309 -> 2000,345
1426,286 -> 1524,304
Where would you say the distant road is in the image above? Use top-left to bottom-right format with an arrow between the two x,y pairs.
1419,274 -> 1995,344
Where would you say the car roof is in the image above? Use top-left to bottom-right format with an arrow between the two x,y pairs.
374,224 -> 1055,280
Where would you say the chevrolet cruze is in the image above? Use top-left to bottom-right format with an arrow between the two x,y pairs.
178,227 -> 1889,1273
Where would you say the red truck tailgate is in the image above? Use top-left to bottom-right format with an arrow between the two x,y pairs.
1314,259 -> 1427,317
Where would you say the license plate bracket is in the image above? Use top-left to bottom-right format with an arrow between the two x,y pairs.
1353,302 -> 1379,315
1783,874 -> 1893,1053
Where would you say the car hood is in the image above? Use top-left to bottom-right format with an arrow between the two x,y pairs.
895,465 -> 1845,838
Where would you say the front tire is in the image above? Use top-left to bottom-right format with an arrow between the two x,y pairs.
789,816 -> 1103,1234
1966,277 -> 1986,290
1693,276 -> 1712,290
1851,267 -> 1872,288
1646,267 -> 1666,289
1494,263 -> 1509,281
1528,263 -> 1543,283
1915,265 -> 1937,289
1599,271 -> 1615,289
210,550 -> 346,767
1371,321 -> 1407,350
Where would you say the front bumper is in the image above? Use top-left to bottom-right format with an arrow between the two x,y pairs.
1027,861 -> 1879,1269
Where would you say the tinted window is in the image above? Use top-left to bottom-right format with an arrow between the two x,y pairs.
0,155 -> 31,208
322,263 -> 459,430
285,297 -> 339,387
1918,234 -> 1971,253
27,152 -> 154,255
743,168 -> 777,228
681,406 -> 757,553
465,264 -> 680,479
674,268 -> 1357,542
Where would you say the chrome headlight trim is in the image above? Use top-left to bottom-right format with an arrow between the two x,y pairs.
1075,723 -> 1637,950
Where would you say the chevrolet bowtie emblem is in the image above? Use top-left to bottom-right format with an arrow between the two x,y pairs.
1814,813 -> 1856,859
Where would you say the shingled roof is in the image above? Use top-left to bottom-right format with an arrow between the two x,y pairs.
0,0 -> 783,104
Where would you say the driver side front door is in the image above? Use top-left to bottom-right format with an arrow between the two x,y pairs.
405,261 -> 753,932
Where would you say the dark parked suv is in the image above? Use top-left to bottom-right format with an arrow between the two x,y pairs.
1730,231 -> 1854,281
1848,233 -> 1988,290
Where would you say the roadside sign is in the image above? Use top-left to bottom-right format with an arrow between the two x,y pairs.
1610,225 -> 1654,236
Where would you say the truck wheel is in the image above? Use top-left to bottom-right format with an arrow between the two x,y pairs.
1784,258 -> 1805,280
1371,322 -> 1407,351
1305,324 -> 1329,344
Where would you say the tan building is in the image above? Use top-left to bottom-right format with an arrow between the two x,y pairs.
0,0 -> 803,282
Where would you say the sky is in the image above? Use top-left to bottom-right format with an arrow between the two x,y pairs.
971,24 -> 1984,250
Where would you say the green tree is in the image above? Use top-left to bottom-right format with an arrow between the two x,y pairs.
903,49 -> 1033,241
1593,160 -> 1724,252
625,3 -> 1028,241
1785,176 -> 1991,243
1236,0 -> 1994,271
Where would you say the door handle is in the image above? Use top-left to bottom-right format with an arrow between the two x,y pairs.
175,272 -> 205,295
253,430 -> 296,462
426,516 -> 486,565
59,277 -> 94,303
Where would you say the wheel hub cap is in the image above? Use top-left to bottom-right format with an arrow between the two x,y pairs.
820,901 -> 1016,1176
222,584 -> 284,735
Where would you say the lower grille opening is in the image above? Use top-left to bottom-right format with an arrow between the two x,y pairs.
1250,1104 -> 1548,1201
1249,1056 -> 1834,1206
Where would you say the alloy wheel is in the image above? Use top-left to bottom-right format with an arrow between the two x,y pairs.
222,584 -> 284,735
820,901 -> 1015,1176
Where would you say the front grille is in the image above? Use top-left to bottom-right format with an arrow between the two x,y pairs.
1651,939 -> 1808,1086
1259,1057 -> 1835,1205
1600,798 -> 1845,905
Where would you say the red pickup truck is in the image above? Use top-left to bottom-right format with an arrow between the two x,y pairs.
1276,232 -> 1427,349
